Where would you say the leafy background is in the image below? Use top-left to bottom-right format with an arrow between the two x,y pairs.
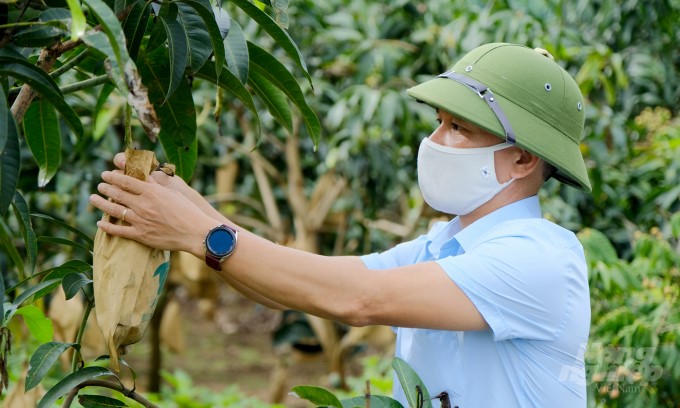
1,0 -> 679,407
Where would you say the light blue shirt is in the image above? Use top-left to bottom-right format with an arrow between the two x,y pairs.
361,196 -> 590,407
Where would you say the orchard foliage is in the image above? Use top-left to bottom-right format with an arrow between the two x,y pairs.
1,0 -> 679,407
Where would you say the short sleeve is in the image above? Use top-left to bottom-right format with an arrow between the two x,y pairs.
438,225 -> 586,342
361,235 -> 428,270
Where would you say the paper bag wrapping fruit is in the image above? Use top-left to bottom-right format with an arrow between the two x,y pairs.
93,149 -> 171,371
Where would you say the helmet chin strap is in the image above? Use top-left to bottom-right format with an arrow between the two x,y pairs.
437,71 -> 517,145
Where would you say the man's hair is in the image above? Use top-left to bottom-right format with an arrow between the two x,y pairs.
543,161 -> 557,181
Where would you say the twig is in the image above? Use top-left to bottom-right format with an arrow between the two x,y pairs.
71,300 -> 94,373
49,48 -> 90,78
60,379 -> 158,408
60,74 -> 110,94
9,5 -> 133,124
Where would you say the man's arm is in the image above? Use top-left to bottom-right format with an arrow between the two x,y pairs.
91,170 -> 488,331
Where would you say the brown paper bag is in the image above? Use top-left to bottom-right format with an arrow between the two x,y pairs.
93,149 -> 170,371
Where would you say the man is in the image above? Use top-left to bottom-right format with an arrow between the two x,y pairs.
90,43 -> 591,407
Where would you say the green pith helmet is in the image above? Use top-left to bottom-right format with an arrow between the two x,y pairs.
407,43 -> 591,192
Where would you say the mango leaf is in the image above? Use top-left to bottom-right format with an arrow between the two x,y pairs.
170,2 -> 211,74
122,0 -> 151,60
0,56 -> 83,138
0,218 -> 24,279
5,259 -> 92,293
82,0 -> 131,95
92,83 -> 117,140
23,99 -> 62,188
177,0 -> 226,76
0,85 -> 21,217
223,19 -> 248,84
392,357 -> 432,408
65,0 -> 87,40
37,236 -> 93,254
139,48 -> 197,181
0,269 -> 4,325
230,0 -> 311,87
79,394 -> 128,407
0,80 -> 10,152
291,385 -> 343,408
26,342 -> 79,392
11,279 -> 61,309
341,396 -> 404,408
62,272 -> 92,300
213,6 -> 230,39
577,228 -> 619,265
11,192 -> 37,275
37,366 -> 115,408
14,305 -> 54,343
158,3 -> 189,102
247,41 -> 320,146
195,60 -> 261,138
32,213 -> 94,249
248,68 -> 292,132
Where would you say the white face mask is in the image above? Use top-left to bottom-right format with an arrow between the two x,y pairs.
417,137 -> 515,215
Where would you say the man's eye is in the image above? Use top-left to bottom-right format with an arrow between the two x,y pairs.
436,118 -> 442,124
452,123 -> 459,130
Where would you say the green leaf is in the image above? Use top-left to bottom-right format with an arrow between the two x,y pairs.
23,99 -> 62,188
0,218 -> 24,279
0,78 -> 10,152
122,0 -> 151,60
15,305 -> 54,343
82,0 -> 131,94
6,259 -> 92,294
171,2 -> 211,73
37,366 -> 115,408
11,192 -> 38,275
93,83 -> 117,140
12,279 -> 61,309
671,212 -> 680,240
158,3 -> 189,102
290,385 -> 343,408
195,60 -> 261,138
230,0 -> 311,87
79,394 -> 128,407
0,272 -> 4,325
341,396 -> 404,408
177,0 -> 226,77
247,41 -> 320,146
223,19 -> 248,84
0,85 -> 21,217
32,213 -> 95,249
26,342 -> 79,392
65,0 -> 87,40
248,68 -> 292,132
392,357 -> 432,408
62,272 -> 92,300
37,236 -> 93,254
0,60 -> 83,138
139,48 -> 197,181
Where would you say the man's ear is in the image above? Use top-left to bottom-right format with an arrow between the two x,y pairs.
510,148 -> 542,179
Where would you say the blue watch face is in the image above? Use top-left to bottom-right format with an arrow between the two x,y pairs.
207,228 -> 236,257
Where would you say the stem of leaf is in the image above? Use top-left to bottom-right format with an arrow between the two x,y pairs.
71,299 -> 93,373
60,379 -> 158,408
50,48 -> 90,78
125,103 -> 133,148
60,74 -> 110,95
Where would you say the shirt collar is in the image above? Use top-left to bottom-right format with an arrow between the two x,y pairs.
453,195 -> 542,252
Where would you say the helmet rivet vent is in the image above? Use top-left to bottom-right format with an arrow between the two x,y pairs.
489,97 -> 495,102
577,102 -> 583,111
544,83 -> 552,91
465,65 -> 473,72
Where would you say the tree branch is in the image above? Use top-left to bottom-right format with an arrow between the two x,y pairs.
9,5 -> 133,124
61,379 -> 158,408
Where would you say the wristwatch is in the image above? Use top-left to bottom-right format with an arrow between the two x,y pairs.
204,224 -> 238,271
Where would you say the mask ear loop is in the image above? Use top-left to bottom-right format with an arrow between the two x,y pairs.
437,71 -> 517,146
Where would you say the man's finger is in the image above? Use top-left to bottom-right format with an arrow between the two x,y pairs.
96,217 -> 137,240
101,171 -> 146,195
90,194 -> 134,222
113,152 -> 126,170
